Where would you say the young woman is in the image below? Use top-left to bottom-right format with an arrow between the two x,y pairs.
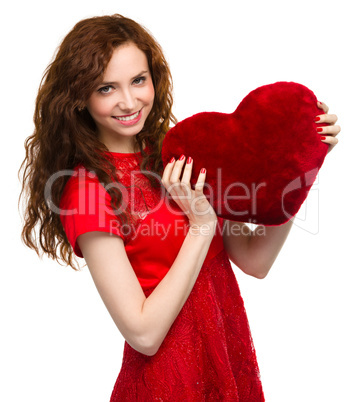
19,14 -> 340,401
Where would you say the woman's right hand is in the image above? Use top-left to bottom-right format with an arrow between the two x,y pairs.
161,155 -> 218,231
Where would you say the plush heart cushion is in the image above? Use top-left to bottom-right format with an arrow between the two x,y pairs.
161,81 -> 328,225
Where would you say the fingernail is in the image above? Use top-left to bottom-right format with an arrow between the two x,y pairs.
320,136 -> 326,140
315,116 -> 321,122
179,155 -> 185,161
169,157 -> 175,163
317,127 -> 324,132
187,156 -> 192,164
201,168 -> 206,174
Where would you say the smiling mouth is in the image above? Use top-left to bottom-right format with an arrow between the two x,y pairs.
113,110 -> 140,121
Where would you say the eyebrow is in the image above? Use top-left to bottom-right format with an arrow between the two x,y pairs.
98,70 -> 149,86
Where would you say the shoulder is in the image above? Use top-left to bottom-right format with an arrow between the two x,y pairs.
58,164 -> 126,258
59,164 -> 105,208
62,164 -> 99,190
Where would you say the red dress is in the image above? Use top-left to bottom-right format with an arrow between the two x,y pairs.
59,148 -> 265,401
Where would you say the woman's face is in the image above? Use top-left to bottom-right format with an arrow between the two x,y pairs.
86,42 -> 155,152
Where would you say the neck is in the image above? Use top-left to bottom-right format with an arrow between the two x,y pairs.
100,136 -> 145,154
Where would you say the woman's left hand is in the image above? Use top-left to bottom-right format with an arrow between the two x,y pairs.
316,101 -> 341,154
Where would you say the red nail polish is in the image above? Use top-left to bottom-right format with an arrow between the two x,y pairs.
317,127 -> 324,132
201,168 -> 206,174
320,136 -> 326,140
187,156 -> 192,164
169,157 -> 175,163
315,117 -> 321,121
179,155 -> 185,161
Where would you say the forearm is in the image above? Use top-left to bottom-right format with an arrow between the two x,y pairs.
247,217 -> 294,278
78,226 -> 216,357
138,222 -> 216,355
223,217 -> 294,279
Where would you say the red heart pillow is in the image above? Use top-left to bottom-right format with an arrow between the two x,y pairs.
161,81 -> 328,225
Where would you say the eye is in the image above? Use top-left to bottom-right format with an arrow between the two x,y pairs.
133,76 -> 146,85
97,85 -> 114,94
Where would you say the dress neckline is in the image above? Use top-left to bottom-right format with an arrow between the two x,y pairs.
108,150 -> 142,157
106,144 -> 149,158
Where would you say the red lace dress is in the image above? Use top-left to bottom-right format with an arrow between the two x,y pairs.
59,148 -> 265,401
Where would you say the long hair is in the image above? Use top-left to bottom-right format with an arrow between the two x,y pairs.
19,14 -> 177,270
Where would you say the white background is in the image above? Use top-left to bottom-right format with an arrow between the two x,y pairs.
1,0 -> 361,401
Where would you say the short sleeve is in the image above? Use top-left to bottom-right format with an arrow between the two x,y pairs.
59,166 -> 125,258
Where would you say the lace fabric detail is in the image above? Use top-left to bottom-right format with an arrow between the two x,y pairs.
110,250 -> 265,402
106,152 -> 163,241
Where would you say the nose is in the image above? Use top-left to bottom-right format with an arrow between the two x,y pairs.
117,88 -> 136,112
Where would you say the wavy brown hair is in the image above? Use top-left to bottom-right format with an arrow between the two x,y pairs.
19,14 -> 177,270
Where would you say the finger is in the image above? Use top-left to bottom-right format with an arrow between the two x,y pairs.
317,101 -> 329,113
315,113 -> 338,125
169,155 -> 186,185
317,124 -> 341,137
194,168 -> 206,197
181,157 -> 193,184
161,157 -> 176,188
321,135 -> 339,145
